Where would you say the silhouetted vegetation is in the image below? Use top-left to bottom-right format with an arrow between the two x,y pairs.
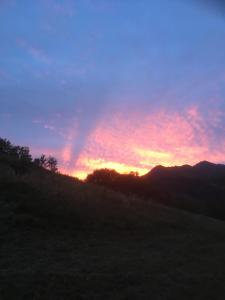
0,138 -> 32,174
0,137 -> 58,175
34,154 -> 58,172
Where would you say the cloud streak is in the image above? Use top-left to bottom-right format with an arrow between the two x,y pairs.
16,38 -> 51,64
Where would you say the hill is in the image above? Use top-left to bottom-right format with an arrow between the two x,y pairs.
145,160 -> 225,179
1,137 -> 225,299
2,164 -> 225,299
87,162 -> 225,220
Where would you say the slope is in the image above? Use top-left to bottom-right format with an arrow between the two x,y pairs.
1,167 -> 225,300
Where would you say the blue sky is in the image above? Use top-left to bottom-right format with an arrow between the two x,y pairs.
1,0 -> 225,178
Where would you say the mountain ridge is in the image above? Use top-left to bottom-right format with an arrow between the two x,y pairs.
144,160 -> 225,178
87,160 -> 225,220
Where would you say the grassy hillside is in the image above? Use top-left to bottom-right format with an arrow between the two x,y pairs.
1,137 -> 225,299
2,167 -> 225,299
86,163 -> 225,220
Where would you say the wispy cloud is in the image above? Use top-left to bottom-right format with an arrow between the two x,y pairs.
16,38 -> 51,64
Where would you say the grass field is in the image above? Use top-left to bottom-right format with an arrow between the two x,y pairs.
1,170 -> 225,299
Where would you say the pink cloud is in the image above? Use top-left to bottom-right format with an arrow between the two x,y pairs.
32,104 -> 224,180
58,104 -> 225,179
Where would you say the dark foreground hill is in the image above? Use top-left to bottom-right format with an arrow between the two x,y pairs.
1,164 -> 225,299
2,138 -> 225,299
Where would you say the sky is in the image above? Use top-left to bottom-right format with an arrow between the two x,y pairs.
1,0 -> 225,179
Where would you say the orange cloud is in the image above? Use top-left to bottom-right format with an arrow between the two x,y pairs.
58,105 -> 225,179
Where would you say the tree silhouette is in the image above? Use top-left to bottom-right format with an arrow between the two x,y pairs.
86,169 -> 119,185
34,154 -> 48,168
18,147 -> 32,163
47,156 -> 58,173
0,138 -> 32,162
34,154 -> 58,172
0,137 -> 33,173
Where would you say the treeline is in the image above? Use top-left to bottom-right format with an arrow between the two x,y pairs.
0,137 -> 58,174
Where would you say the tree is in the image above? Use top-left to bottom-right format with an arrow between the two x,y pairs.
86,169 -> 119,186
34,154 -> 48,168
18,147 -> 32,163
0,137 -> 58,174
47,156 -> 58,173
0,138 -> 13,156
0,138 -> 33,173
40,154 -> 47,167
34,154 -> 58,172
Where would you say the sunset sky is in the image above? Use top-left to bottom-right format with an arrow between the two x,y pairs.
1,0 -> 225,179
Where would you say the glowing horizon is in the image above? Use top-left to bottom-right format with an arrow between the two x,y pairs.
41,104 -> 225,180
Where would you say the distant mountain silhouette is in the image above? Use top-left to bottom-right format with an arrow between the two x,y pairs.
87,161 -> 225,220
146,161 -> 225,179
